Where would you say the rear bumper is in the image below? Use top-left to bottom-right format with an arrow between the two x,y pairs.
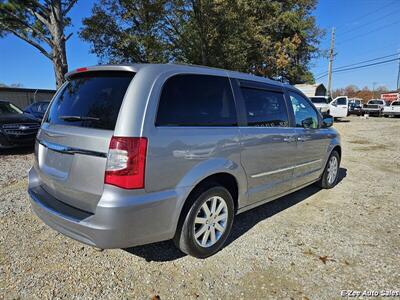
383,111 -> 400,116
28,167 -> 187,248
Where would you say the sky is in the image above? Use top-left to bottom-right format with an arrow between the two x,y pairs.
0,0 -> 399,91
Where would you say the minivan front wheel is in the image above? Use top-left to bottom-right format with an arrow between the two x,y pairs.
174,186 -> 234,258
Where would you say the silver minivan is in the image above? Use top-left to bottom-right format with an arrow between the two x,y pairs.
28,64 -> 341,258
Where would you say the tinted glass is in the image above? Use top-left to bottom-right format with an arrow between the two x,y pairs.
289,92 -> 319,129
310,97 -> 328,104
46,72 -> 134,130
29,103 -> 40,113
392,101 -> 400,106
156,74 -> 237,126
38,102 -> 49,113
368,100 -> 384,105
336,97 -> 347,105
0,102 -> 22,114
240,88 -> 289,127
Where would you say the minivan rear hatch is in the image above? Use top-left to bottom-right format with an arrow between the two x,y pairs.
35,70 -> 135,213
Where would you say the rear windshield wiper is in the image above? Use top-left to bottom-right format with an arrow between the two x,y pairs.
59,115 -> 100,122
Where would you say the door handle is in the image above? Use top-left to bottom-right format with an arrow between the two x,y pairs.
283,137 -> 296,143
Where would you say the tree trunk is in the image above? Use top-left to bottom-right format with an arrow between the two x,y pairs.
50,0 -> 69,88
192,0 -> 208,65
52,45 -> 68,88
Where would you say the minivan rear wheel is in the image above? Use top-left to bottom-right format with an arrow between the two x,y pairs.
174,186 -> 234,258
316,150 -> 340,189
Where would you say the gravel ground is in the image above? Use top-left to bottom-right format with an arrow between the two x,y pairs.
0,116 -> 399,299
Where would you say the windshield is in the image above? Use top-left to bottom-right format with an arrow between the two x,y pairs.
0,102 -> 23,115
46,71 -> 134,130
368,100 -> 384,105
309,97 -> 328,104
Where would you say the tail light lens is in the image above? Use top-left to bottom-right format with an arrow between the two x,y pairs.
105,136 -> 148,189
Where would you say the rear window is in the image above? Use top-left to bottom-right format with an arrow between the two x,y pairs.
156,74 -> 237,126
46,72 -> 134,130
0,102 -> 22,115
310,97 -> 328,104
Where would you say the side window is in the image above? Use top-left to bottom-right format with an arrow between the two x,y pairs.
240,88 -> 289,127
38,103 -> 49,113
289,92 -> 319,129
336,97 -> 347,105
31,103 -> 40,113
156,74 -> 237,126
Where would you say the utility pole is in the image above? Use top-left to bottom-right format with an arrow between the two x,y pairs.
397,54 -> 400,91
373,82 -> 377,99
327,27 -> 335,97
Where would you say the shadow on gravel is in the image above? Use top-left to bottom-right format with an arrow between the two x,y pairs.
0,146 -> 34,155
124,167 -> 347,262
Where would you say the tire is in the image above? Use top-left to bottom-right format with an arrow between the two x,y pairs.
316,150 -> 340,189
174,185 -> 235,258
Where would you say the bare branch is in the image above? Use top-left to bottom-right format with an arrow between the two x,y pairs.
63,0 -> 78,16
1,9 -> 52,46
65,32 -> 73,41
25,6 -> 50,27
3,25 -> 52,60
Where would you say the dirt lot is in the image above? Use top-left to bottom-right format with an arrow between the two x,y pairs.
0,116 -> 399,299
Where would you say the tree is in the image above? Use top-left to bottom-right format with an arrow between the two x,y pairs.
0,0 -> 78,87
332,84 -> 389,102
80,0 -> 322,84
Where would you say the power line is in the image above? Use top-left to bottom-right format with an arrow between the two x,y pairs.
337,8 -> 400,37
336,20 -> 400,45
315,52 -> 400,77
335,0 -> 397,31
315,58 -> 400,80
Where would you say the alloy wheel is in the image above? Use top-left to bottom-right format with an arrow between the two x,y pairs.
193,196 -> 228,248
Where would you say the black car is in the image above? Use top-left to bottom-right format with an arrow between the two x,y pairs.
24,101 -> 50,120
348,99 -> 363,115
0,100 -> 41,149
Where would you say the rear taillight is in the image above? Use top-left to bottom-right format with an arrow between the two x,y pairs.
105,136 -> 148,189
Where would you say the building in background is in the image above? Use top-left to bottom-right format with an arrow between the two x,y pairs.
294,83 -> 327,97
380,90 -> 399,103
0,87 -> 56,109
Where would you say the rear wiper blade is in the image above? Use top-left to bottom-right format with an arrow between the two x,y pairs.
59,115 -> 100,122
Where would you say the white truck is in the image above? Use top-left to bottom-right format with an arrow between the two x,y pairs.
382,101 -> 400,117
309,96 -> 348,118
362,99 -> 387,117
329,96 -> 349,118
309,96 -> 331,115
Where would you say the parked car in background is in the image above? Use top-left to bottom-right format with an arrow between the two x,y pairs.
28,64 -> 341,258
348,99 -> 363,115
0,100 -> 41,149
382,101 -> 400,117
362,99 -> 387,117
329,96 -> 349,118
24,101 -> 50,120
309,96 -> 331,115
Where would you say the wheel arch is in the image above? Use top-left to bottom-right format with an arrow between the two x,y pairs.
174,172 -> 240,238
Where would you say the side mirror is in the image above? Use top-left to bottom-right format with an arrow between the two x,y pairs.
302,117 -> 314,129
322,115 -> 334,128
